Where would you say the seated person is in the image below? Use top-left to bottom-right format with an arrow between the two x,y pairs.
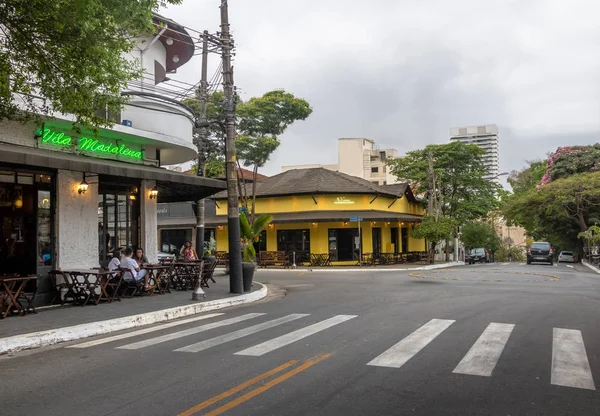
120,247 -> 150,290
108,249 -> 122,273
134,247 -> 149,265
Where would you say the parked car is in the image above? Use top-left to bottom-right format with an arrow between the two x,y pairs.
558,251 -> 576,263
467,248 -> 490,264
157,251 -> 174,262
527,242 -> 553,265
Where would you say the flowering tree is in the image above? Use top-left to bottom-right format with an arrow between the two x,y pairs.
538,144 -> 600,188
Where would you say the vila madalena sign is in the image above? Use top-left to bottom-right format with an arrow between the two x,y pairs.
37,128 -> 143,160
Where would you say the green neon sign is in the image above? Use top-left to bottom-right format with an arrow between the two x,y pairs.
37,128 -> 143,160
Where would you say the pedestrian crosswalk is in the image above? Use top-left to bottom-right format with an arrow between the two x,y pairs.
68,312 -> 597,390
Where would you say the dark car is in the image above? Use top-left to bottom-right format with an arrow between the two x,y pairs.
467,248 -> 489,264
527,242 -> 553,265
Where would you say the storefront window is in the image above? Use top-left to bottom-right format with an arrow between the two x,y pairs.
277,229 -> 310,254
160,229 -> 192,254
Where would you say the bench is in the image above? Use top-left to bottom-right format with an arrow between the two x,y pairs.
215,251 -> 229,268
259,251 -> 290,268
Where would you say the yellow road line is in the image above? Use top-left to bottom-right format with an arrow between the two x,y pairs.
204,353 -> 332,416
177,360 -> 298,416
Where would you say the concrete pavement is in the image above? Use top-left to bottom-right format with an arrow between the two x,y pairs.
1,262 -> 599,415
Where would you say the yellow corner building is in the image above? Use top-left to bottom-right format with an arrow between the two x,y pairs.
210,168 -> 425,265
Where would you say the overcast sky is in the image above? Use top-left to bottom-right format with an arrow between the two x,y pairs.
164,0 -> 600,184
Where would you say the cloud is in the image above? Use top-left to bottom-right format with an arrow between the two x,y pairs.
164,0 -> 600,178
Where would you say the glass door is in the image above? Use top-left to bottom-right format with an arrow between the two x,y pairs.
98,187 -> 139,263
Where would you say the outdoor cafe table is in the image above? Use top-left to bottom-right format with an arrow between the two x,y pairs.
61,269 -> 117,306
171,261 -> 203,291
0,275 -> 36,319
141,264 -> 172,295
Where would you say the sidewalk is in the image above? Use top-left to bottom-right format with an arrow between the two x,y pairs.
0,278 -> 266,354
256,261 -> 465,272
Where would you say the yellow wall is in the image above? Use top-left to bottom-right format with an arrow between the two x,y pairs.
214,221 -> 427,254
215,194 -> 425,217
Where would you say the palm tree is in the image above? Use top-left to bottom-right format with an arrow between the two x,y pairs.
240,212 -> 273,262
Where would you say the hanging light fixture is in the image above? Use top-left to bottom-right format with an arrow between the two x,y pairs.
172,54 -> 180,63
165,38 -> 174,46
78,173 -> 89,194
149,186 -> 158,199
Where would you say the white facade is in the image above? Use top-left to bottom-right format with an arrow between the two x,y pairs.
449,125 -> 500,180
281,138 -> 400,185
0,14 -> 225,304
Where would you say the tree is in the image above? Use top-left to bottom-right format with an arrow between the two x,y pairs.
389,141 -> 499,259
239,212 -> 272,262
0,0 -> 181,126
411,216 -> 455,264
461,221 -> 501,252
507,160 -> 546,195
236,90 -> 312,222
539,145 -> 600,187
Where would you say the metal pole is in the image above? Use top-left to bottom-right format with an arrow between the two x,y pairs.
358,218 -> 362,267
220,0 -> 243,293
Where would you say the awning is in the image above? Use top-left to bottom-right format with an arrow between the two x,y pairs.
193,210 -> 423,226
0,143 -> 226,203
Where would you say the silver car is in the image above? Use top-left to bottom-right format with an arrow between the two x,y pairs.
558,251 -> 576,263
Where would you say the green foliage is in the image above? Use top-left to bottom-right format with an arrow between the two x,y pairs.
411,216 -> 455,244
494,242 -> 526,262
461,221 -> 501,251
578,225 -> 600,246
503,170 -> 600,252
388,141 -> 499,232
236,135 -> 280,169
0,0 -> 181,126
239,212 -> 273,262
507,160 -> 546,195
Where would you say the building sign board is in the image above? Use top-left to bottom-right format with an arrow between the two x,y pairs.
37,127 -> 143,162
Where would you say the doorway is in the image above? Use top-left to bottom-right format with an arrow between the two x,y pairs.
401,227 -> 409,253
328,228 -> 359,261
98,184 -> 140,263
372,227 -> 381,256
391,227 -> 399,254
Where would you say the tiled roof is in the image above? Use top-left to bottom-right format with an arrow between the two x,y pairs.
212,168 -> 416,200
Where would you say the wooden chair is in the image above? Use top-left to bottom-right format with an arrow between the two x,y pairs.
200,261 -> 218,288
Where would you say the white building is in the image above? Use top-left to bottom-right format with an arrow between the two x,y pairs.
449,125 -> 500,180
0,14 -> 225,304
281,138 -> 399,185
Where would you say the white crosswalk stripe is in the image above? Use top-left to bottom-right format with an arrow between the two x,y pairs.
235,315 -> 357,356
116,313 -> 265,350
174,314 -> 309,353
68,313 -> 225,348
453,323 -> 514,376
551,328 -> 595,390
367,319 -> 455,368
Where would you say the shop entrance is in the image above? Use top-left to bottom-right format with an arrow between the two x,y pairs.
328,228 -> 359,261
0,170 -> 54,278
98,182 -> 140,263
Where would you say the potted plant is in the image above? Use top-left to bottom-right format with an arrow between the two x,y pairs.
203,236 -> 217,265
240,212 -> 272,292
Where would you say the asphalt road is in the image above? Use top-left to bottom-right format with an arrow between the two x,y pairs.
2,262 -> 600,416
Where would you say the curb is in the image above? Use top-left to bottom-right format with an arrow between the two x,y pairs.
0,282 -> 267,355
256,262 -> 465,273
582,259 -> 600,274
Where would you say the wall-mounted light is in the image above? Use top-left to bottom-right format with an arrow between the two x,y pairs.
165,38 -> 174,46
78,173 -> 89,195
268,223 -> 274,228
172,54 -> 180,63
149,186 -> 158,199
129,187 -> 138,201
312,222 -> 317,227
218,225 -> 223,230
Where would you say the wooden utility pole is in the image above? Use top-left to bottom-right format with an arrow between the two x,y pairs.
195,30 -> 209,259
220,0 -> 243,293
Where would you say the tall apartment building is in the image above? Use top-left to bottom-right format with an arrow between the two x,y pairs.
281,138 -> 399,185
449,125 -> 500,180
